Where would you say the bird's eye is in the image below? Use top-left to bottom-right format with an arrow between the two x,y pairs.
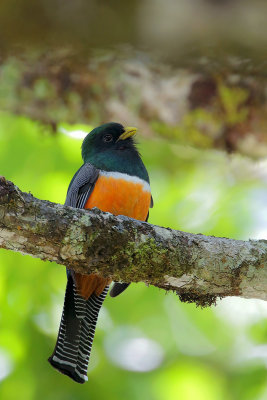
103,134 -> 113,143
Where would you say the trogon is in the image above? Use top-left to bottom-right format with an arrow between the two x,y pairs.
48,122 -> 152,383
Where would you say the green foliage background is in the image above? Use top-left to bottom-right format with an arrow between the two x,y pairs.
0,111 -> 267,400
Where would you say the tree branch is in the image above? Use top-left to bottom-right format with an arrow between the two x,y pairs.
0,176 -> 267,306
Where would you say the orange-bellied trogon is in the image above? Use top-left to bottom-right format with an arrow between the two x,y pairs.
48,122 -> 153,383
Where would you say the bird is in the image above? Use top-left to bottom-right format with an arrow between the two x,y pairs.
48,122 -> 152,383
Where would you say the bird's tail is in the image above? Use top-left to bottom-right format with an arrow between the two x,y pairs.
48,274 -> 109,384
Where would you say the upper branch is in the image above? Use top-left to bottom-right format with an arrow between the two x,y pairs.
0,177 -> 267,305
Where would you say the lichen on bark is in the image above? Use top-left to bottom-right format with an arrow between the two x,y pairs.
0,176 -> 267,306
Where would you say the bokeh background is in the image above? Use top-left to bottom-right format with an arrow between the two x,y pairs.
1,0 -> 267,399
0,112 -> 267,400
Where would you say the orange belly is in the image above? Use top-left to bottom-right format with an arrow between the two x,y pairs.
76,173 -> 151,298
85,173 -> 151,221
75,272 -> 111,299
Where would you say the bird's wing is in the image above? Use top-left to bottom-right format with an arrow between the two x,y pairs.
65,163 -> 99,208
145,194 -> 153,222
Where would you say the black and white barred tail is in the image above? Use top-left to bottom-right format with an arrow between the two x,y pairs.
48,274 -> 109,384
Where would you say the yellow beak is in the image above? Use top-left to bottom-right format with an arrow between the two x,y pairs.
118,126 -> 137,141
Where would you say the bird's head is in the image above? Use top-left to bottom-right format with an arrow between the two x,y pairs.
82,122 -> 137,162
81,122 -> 149,181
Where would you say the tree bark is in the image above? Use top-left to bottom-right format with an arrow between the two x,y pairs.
0,176 -> 267,306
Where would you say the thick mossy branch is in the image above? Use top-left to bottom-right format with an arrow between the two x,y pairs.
0,176 -> 267,305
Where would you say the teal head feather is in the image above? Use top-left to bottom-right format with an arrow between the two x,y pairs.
81,122 -> 149,183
